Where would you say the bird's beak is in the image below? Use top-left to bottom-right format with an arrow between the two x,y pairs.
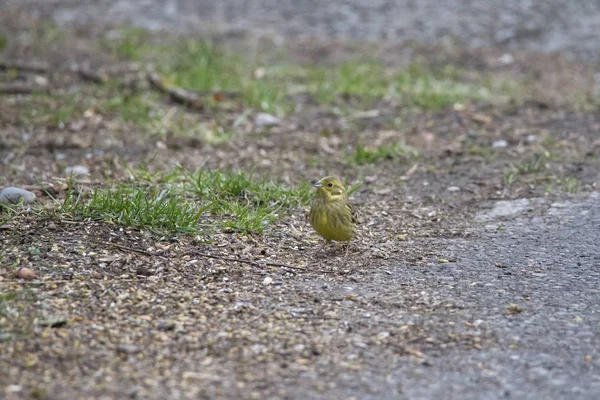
313,181 -> 322,188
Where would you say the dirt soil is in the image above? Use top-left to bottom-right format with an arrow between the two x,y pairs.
1,8 -> 600,400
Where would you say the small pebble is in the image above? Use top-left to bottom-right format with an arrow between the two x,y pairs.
65,165 -> 90,176
69,119 -> 86,131
117,344 -> 141,354
377,331 -> 390,339
17,267 -> 37,280
38,317 -> 68,328
254,67 -> 266,79
492,140 -> 508,148
447,186 -> 460,192
254,113 -> 280,127
499,53 -> 514,65
7,385 -> 22,393
262,276 -> 273,286
34,75 -> 49,87
0,187 -> 36,205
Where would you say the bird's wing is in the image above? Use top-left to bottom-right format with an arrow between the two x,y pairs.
347,201 -> 359,225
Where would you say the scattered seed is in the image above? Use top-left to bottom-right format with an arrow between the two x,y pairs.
505,304 -> 524,315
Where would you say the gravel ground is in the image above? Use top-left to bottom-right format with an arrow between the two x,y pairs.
2,0 -> 600,61
1,2 -> 600,399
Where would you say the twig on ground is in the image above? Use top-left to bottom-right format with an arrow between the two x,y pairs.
201,90 -> 241,101
77,66 -> 109,84
147,72 -> 204,110
0,83 -> 49,95
0,278 -> 141,285
107,242 -> 157,257
106,241 -> 335,274
183,250 -> 310,272
104,63 -> 141,75
0,60 -> 49,73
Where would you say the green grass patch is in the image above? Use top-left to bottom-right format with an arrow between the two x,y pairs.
514,153 -> 548,174
36,22 -> 64,46
103,32 -> 291,112
219,201 -> 279,233
394,64 -> 489,108
302,62 -> 488,108
0,291 -> 19,318
102,93 -> 160,125
161,40 -> 288,113
0,203 -> 18,226
188,169 -> 312,207
504,170 -> 519,186
188,169 -> 312,233
560,176 -> 581,193
0,289 -> 35,319
102,27 -> 151,60
59,184 -> 205,235
13,84 -> 167,132
348,143 -> 419,165
18,94 -> 80,127
306,62 -> 389,104
101,27 -> 495,112
0,32 -> 7,52
504,151 -> 555,187
23,22 -> 65,57
542,176 -> 583,194
54,168 -> 312,235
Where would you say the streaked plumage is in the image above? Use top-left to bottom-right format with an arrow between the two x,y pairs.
309,176 -> 357,244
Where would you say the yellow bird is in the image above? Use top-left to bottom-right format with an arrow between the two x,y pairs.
309,176 -> 358,247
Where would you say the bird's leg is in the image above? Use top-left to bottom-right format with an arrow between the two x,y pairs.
312,239 -> 330,257
342,242 -> 351,264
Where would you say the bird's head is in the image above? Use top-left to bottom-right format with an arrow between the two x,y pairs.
313,176 -> 347,200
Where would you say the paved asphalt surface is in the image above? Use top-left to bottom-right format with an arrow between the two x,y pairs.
422,194 -> 600,400
3,0 -> 600,61
330,193 -> 600,400
2,1 -> 599,398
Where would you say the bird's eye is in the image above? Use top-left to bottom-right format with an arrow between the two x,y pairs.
327,183 -> 333,187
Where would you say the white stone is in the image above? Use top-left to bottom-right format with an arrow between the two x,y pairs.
0,187 -> 36,205
499,53 -> 514,65
262,276 -> 273,286
65,165 -> 90,176
254,113 -> 280,127
492,139 -> 508,148
526,135 -> 537,143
